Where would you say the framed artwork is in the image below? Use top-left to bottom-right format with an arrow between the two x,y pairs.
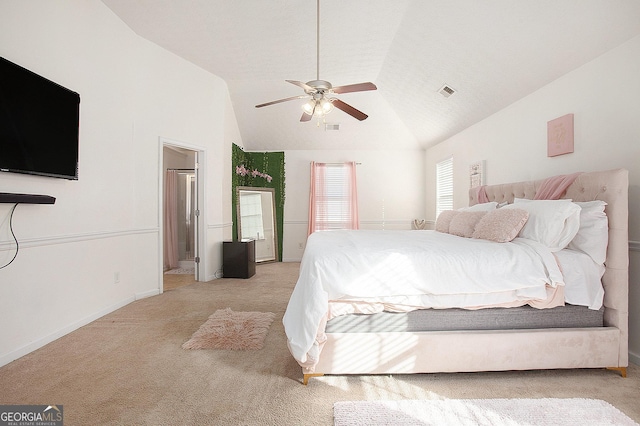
547,113 -> 574,157
469,160 -> 484,188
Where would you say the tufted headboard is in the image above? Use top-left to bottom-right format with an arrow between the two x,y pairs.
469,168 -> 629,366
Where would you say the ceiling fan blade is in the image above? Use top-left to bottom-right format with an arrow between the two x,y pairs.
332,82 -> 377,94
331,99 -> 368,121
286,80 -> 315,92
300,112 -> 312,122
255,95 -> 308,108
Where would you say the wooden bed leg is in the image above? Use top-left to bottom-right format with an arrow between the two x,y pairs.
606,367 -> 627,378
303,373 -> 324,385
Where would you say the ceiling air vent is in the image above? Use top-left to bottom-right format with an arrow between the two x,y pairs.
325,123 -> 340,131
438,84 -> 456,98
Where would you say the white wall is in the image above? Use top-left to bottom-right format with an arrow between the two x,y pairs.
0,1 -> 239,366
424,35 -> 640,363
282,149 -> 425,261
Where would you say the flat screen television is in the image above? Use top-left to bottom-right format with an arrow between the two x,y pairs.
0,57 -> 80,180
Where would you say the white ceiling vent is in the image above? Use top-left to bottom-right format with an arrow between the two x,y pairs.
438,84 -> 456,98
325,123 -> 340,131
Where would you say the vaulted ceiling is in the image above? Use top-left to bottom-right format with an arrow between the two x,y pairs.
102,0 -> 640,151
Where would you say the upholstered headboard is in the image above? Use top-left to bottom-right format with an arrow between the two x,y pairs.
469,168 -> 629,366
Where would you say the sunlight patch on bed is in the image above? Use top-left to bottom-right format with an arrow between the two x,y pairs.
347,252 -> 421,296
327,332 -> 420,374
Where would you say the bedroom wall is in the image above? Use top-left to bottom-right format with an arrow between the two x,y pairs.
0,1 -> 238,366
282,149 -> 425,261
424,35 -> 640,364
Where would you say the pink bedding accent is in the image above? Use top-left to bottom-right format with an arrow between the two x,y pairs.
534,172 -> 582,200
476,186 -> 489,203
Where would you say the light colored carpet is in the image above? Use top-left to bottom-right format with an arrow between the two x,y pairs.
0,262 -> 638,425
164,267 -> 195,275
182,308 -> 276,350
334,398 -> 639,426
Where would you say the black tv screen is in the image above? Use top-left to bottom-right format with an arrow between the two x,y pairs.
0,57 -> 80,180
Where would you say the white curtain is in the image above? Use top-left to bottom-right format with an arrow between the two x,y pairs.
164,170 -> 179,270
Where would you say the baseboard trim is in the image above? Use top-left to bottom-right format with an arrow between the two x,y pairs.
135,289 -> 160,300
629,351 -> 640,366
0,295 -> 135,368
630,240 -> 640,252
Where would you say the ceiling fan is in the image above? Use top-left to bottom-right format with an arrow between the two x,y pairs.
255,0 -> 377,122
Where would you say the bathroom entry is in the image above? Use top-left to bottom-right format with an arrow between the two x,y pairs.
163,145 -> 200,283
171,170 -> 196,263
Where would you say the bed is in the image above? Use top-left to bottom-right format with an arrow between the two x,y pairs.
283,168 -> 629,385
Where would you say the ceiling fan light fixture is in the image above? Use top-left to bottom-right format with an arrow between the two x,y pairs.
302,100 -> 316,115
254,0 -> 376,122
319,98 -> 333,114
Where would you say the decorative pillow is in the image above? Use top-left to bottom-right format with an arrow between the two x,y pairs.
449,211 -> 487,238
472,209 -> 529,243
435,210 -> 459,233
504,199 -> 581,251
567,200 -> 608,264
459,202 -> 498,212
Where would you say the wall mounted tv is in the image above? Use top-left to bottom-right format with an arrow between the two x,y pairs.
0,57 -> 80,180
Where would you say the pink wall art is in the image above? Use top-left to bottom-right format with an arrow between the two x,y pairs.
547,113 -> 574,157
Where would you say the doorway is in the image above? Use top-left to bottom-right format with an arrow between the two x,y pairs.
160,139 -> 204,291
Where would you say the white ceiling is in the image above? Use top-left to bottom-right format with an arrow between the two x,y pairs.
102,0 -> 640,151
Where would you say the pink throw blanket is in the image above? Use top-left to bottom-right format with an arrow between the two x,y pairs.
475,172 -> 581,203
534,172 -> 582,200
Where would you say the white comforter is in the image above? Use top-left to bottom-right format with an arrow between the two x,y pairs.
283,230 -> 565,366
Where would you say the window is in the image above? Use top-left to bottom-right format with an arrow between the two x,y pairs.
308,162 -> 359,235
436,156 -> 453,217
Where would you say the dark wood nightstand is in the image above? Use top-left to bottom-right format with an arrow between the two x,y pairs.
223,240 -> 256,278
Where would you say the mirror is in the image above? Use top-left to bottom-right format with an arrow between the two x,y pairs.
236,186 -> 278,263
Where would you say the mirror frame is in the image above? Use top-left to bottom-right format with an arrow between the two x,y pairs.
235,186 -> 279,263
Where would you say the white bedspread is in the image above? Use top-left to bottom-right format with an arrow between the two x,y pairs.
283,230 -> 565,367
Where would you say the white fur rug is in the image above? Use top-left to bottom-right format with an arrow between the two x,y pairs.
334,398 -> 638,426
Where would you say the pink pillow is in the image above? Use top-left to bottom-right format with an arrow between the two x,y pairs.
472,209 -> 529,243
449,211 -> 487,238
435,210 -> 459,233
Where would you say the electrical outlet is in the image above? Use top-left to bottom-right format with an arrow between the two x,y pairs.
114,272 -> 120,283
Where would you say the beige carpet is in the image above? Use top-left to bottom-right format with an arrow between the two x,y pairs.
182,308 -> 276,350
164,267 -> 195,275
0,262 -> 638,425
334,398 -> 639,425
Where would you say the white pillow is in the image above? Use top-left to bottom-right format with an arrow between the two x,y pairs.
459,202 -> 498,212
503,199 -> 581,251
567,200 -> 608,264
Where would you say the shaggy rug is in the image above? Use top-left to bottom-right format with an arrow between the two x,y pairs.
182,308 -> 276,350
334,398 -> 639,426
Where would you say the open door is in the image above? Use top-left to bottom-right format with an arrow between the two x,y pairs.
160,139 -> 205,290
